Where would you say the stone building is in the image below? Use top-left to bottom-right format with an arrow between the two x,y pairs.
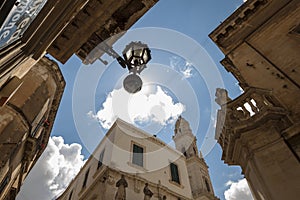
0,0 -> 157,199
57,117 -> 219,200
0,57 -> 65,200
0,0 -> 158,88
209,0 -> 300,199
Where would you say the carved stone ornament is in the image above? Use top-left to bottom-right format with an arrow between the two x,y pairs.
134,178 -> 141,193
107,174 -> 115,185
215,88 -> 232,106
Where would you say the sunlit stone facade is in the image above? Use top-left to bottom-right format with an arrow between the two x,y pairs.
57,118 -> 218,200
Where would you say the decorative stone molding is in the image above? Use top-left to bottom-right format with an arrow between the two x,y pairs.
108,168 -> 191,200
220,57 -> 249,89
211,0 -> 268,46
47,0 -> 159,63
134,176 -> 142,193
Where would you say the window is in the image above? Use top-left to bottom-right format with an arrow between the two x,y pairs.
82,169 -> 90,189
68,190 -> 73,200
97,149 -> 105,169
170,163 -> 180,184
132,144 -> 144,167
0,175 -> 9,194
205,178 -> 211,192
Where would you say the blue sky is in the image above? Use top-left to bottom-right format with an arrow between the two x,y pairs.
18,1 -> 255,200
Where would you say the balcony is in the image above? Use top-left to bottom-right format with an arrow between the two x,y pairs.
215,87 -> 289,164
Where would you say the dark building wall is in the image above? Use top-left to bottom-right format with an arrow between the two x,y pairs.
210,0 -> 300,199
0,57 -> 65,200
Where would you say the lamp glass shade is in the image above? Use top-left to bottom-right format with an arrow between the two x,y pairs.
123,41 -> 151,68
125,49 -> 132,60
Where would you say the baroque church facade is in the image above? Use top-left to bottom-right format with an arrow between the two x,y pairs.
57,117 -> 219,200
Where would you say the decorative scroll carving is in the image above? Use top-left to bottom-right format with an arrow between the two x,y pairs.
134,175 -> 141,193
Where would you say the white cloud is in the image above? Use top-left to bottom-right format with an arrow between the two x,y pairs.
225,180 -> 234,186
17,136 -> 85,200
87,110 -> 97,120
224,178 -> 253,200
182,61 -> 194,78
185,60 -> 193,67
169,56 -> 194,79
180,66 -> 193,79
92,86 -> 185,129
169,56 -> 182,70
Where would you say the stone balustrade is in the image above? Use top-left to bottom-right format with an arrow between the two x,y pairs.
215,87 -> 288,163
225,87 -> 285,125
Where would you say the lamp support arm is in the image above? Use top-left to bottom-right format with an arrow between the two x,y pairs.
98,42 -> 128,68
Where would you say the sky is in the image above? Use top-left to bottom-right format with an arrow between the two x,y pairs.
17,0 -> 253,200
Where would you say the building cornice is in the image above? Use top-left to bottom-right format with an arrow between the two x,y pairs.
209,0 -> 293,54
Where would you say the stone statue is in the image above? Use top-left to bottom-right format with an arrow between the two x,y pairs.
143,183 -> 153,200
115,175 -> 128,200
215,88 -> 232,106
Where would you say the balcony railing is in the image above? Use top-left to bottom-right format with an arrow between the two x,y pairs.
224,87 -> 286,125
215,87 -> 288,163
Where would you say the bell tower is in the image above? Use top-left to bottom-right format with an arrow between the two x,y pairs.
173,116 -> 219,200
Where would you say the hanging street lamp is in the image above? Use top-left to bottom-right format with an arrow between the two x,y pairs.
98,41 -> 151,93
